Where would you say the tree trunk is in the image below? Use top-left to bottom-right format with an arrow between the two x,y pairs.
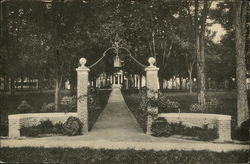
21,77 -> 24,90
139,74 -> 142,89
93,77 -> 96,89
10,77 -> 15,96
4,75 -> 9,91
179,76 -> 183,90
188,71 -> 193,93
159,77 -> 164,90
234,0 -> 249,126
197,33 -> 206,105
54,79 -> 61,112
172,77 -> 175,89
70,79 -> 76,95
195,0 -> 209,105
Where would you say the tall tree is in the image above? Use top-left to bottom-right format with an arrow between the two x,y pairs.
233,0 -> 249,126
194,0 -> 211,105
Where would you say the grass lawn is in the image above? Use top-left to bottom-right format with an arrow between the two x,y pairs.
122,91 -> 147,132
0,147 -> 249,163
88,90 -> 111,130
0,89 -> 111,136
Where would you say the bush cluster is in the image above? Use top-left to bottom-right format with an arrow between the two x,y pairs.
20,120 -> 63,137
88,87 -> 97,112
62,116 -> 83,136
138,87 -> 148,112
158,93 -> 181,113
232,119 -> 250,141
138,88 -> 181,114
17,100 -> 33,113
20,117 -> 83,137
189,97 -> 222,113
60,96 -> 77,112
58,87 -> 97,113
40,102 -> 56,112
151,117 -> 218,141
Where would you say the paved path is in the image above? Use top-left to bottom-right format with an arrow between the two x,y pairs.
1,88 -> 249,152
88,87 -> 150,141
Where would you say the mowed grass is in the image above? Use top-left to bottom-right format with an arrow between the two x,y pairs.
0,90 -> 111,136
88,90 -> 111,130
0,147 -> 249,164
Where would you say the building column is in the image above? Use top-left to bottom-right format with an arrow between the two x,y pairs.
121,72 -> 123,83
76,58 -> 89,134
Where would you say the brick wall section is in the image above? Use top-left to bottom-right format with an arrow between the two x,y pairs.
8,113 -> 77,138
158,113 -> 232,142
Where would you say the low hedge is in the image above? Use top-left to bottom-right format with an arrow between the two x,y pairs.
232,119 -> 250,141
20,117 -> 82,137
20,120 -> 63,137
0,147 -> 249,164
151,117 -> 218,141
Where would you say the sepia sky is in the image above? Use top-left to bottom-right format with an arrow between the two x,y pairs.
209,1 -> 227,43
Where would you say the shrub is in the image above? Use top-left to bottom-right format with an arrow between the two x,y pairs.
158,93 -> 181,113
20,120 -> 64,137
39,120 -> 54,133
184,124 -> 218,141
51,122 -> 64,134
189,98 -> 222,113
17,100 -> 33,113
138,87 -> 148,112
0,121 -> 8,136
151,118 -> 218,141
138,89 -> 181,114
60,96 -> 77,112
20,126 -> 40,137
233,119 -> 250,141
40,103 -> 55,112
189,103 -> 205,113
88,87 -> 97,111
151,117 -> 172,137
206,97 -> 222,112
63,116 -> 83,136
40,103 -> 48,113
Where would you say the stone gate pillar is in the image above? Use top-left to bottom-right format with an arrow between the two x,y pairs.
145,57 -> 159,135
76,58 -> 89,134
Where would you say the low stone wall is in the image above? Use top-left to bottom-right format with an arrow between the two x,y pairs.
8,113 -> 77,138
158,113 -> 232,142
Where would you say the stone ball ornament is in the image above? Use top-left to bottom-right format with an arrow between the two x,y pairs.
148,57 -> 156,66
79,58 -> 87,67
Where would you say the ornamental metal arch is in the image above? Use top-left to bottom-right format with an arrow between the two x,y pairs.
87,41 -> 147,69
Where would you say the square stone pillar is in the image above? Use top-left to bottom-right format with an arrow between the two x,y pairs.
216,116 -> 232,142
145,57 -> 159,135
8,116 -> 21,138
76,58 -> 90,134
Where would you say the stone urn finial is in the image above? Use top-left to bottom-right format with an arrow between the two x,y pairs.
148,57 -> 156,66
79,58 -> 87,67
